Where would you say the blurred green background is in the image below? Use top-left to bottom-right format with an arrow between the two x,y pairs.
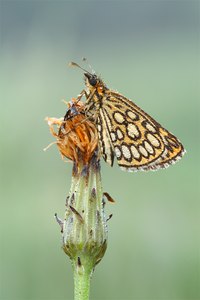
1,1 -> 199,299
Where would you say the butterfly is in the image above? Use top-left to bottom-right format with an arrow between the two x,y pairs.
70,62 -> 185,171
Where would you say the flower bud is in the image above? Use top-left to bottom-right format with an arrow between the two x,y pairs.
46,100 -> 108,268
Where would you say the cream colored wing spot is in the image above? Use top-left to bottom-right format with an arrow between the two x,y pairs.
147,133 -> 160,148
145,122 -> 157,133
138,145 -> 148,157
127,123 -> 140,139
142,120 -> 157,133
116,128 -> 124,140
144,141 -> 154,154
113,111 -> 125,124
126,110 -> 139,120
97,124 -> 102,132
115,146 -> 122,159
130,145 -> 140,159
110,132 -> 117,142
121,144 -> 132,160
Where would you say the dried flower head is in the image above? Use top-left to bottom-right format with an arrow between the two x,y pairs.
45,99 -> 99,166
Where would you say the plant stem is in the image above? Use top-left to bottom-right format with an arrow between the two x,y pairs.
73,256 -> 93,300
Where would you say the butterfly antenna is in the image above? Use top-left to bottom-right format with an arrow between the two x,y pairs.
68,61 -> 93,75
82,57 -> 95,74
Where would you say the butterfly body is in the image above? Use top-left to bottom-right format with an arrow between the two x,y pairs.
83,72 -> 185,171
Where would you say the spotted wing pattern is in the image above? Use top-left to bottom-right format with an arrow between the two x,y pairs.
96,91 -> 185,171
96,110 -> 114,166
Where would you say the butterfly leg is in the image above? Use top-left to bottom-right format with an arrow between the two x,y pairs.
61,89 -> 98,136
76,89 -> 88,103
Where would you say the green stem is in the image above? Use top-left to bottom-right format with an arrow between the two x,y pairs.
73,256 -> 93,300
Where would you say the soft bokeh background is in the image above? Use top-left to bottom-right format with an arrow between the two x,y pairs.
1,1 -> 199,299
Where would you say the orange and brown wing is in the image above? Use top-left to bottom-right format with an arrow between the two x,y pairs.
99,91 -> 185,171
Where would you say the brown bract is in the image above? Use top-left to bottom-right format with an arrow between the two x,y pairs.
46,112 -> 98,165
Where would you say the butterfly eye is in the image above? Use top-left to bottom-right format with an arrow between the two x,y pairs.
89,77 -> 97,86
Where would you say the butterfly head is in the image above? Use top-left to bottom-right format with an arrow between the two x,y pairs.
84,72 -> 98,87
84,72 -> 107,94
69,61 -> 107,94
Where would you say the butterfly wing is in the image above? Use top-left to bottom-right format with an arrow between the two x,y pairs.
99,91 -> 185,171
96,111 -> 115,166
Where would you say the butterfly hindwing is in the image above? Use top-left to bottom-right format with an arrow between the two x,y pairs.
100,91 -> 185,171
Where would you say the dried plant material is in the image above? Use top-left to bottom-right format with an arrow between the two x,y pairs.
45,100 -> 99,166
